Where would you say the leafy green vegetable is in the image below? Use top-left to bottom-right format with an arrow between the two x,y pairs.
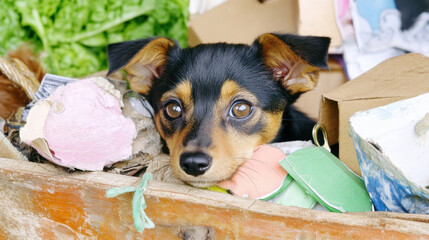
0,0 -> 35,56
0,0 -> 188,77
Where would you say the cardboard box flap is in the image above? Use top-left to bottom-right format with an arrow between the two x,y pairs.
298,0 -> 342,50
188,0 -> 298,46
323,54 -> 429,102
319,53 -> 429,175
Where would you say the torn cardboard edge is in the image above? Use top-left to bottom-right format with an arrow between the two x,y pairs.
0,132 -> 28,162
19,101 -> 55,161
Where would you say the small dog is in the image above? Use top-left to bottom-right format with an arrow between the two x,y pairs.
107,33 -> 330,187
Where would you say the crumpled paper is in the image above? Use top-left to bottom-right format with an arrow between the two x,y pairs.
20,77 -> 136,171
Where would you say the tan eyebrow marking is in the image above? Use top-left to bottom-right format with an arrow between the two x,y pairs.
161,80 -> 193,105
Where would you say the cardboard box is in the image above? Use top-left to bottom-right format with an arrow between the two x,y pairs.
298,0 -> 342,51
188,0 -> 342,51
319,54 -> 429,175
188,0 -> 298,46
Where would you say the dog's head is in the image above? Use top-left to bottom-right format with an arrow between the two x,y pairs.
108,33 -> 330,187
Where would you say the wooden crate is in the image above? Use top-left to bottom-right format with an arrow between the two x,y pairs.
1,156 -> 429,239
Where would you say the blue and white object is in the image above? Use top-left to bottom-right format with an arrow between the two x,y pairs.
349,93 -> 429,214
352,0 -> 429,56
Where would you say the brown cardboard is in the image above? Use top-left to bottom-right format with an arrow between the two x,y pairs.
188,0 -> 299,47
188,0 -> 342,52
295,58 -> 347,120
298,0 -> 342,51
319,53 -> 429,175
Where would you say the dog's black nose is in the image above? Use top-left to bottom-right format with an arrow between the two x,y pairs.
179,152 -> 212,176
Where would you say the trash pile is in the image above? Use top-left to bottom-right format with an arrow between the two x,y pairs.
0,0 -> 428,218
1,47 -> 429,216
0,51 -> 175,180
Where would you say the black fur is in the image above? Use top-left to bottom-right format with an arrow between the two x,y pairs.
274,106 -> 317,142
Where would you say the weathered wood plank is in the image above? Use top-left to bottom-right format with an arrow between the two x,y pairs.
0,157 -> 428,239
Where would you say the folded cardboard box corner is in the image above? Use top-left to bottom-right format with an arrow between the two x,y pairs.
319,53 -> 429,175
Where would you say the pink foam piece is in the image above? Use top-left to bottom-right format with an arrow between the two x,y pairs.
218,145 -> 287,199
43,79 -> 136,170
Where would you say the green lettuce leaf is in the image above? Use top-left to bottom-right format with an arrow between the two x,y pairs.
1,0 -> 188,77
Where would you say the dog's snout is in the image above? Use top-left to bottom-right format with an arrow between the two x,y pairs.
179,152 -> 212,176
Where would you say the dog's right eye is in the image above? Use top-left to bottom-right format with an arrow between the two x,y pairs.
164,101 -> 182,120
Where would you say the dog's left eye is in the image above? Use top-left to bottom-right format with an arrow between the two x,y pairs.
164,101 -> 182,120
229,101 -> 253,119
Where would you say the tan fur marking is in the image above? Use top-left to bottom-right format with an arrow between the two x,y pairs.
174,80 -> 193,111
219,81 -> 259,105
219,80 -> 241,102
154,114 -> 166,140
207,125 -> 260,182
259,111 -> 283,144
258,33 -> 303,69
258,33 -> 320,94
124,38 -> 175,95
160,80 -> 195,125
167,123 -> 193,176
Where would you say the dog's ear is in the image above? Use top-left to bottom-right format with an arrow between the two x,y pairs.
254,33 -> 330,95
107,37 -> 177,95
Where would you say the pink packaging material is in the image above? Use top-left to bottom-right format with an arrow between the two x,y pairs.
218,145 -> 287,199
20,78 -> 136,171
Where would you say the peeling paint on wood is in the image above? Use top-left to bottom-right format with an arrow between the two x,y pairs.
0,157 -> 428,239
